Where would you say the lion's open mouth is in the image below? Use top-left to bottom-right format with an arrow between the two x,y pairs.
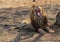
35,9 -> 42,16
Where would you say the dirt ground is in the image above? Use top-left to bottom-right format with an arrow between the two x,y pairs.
0,6 -> 60,42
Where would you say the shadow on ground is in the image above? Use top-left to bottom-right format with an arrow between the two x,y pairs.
0,7 -> 44,42
12,23 -> 45,42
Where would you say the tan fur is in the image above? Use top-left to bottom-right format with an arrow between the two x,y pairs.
30,6 -> 48,32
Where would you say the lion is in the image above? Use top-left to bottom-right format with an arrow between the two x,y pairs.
30,6 -> 54,33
